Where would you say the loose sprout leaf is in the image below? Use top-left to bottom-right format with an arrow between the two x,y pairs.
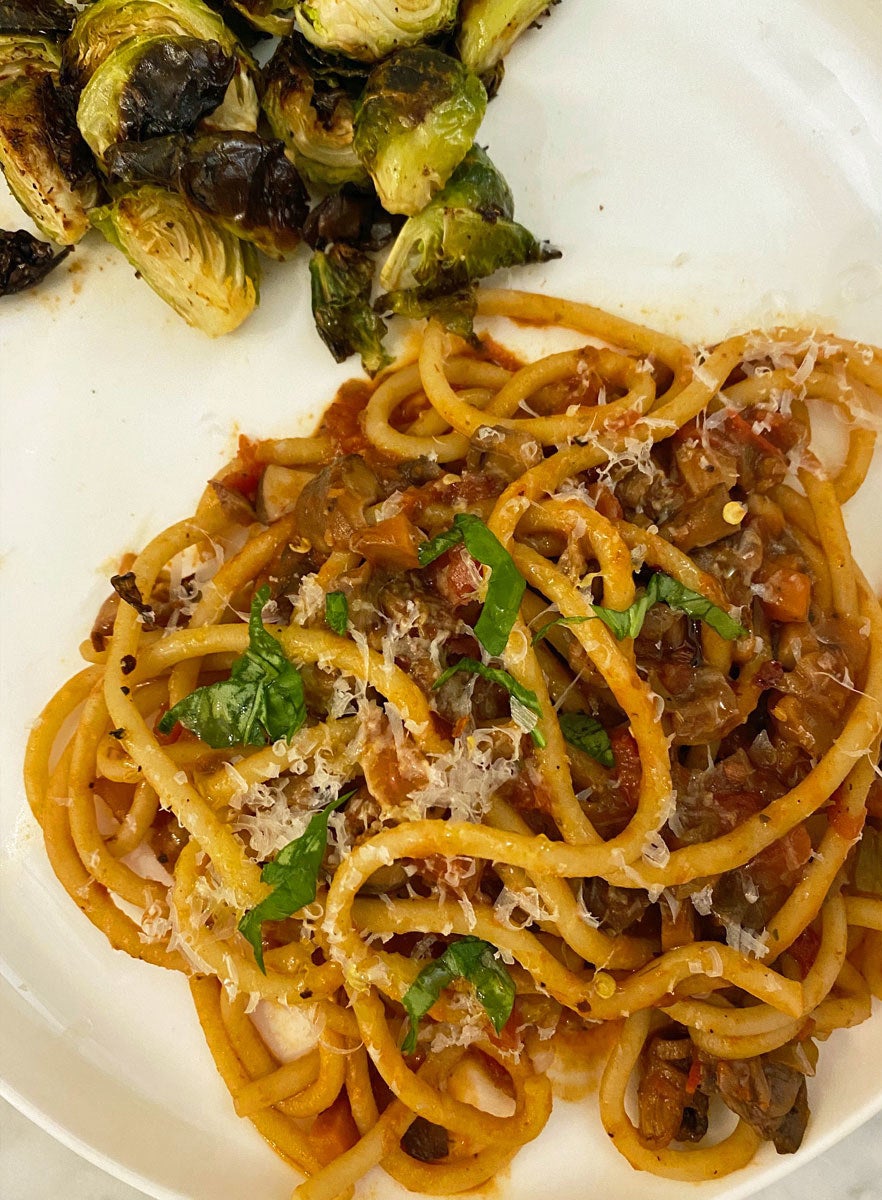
309,244 -> 390,376
590,572 -> 747,642
854,827 -> 882,896
158,584 -> 306,747
418,513 -> 524,656
530,614 -> 590,646
325,590 -> 348,635
0,228 -> 71,295
433,657 -> 544,747
558,712 -> 614,768
238,791 -> 353,972
401,936 -> 515,1054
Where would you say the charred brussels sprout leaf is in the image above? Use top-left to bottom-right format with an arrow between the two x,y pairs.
457,0 -> 557,79
261,33 -> 367,189
63,0 -> 247,88
77,35 -> 237,161
0,69 -> 97,243
0,227 -> 71,294
91,184 -> 259,335
228,0 -> 294,37
310,243 -> 390,376
378,144 -> 559,336
303,183 -> 402,252
353,46 -> 486,216
106,131 -> 308,258
377,284 -> 477,343
294,0 -> 459,63
0,0 -> 73,37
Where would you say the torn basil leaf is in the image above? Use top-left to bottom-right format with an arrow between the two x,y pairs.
325,590 -> 348,635
238,791 -> 352,972
419,513 -> 524,657
157,584 -> 305,748
530,614 -> 590,646
401,936 -> 515,1054
558,712 -> 614,768
434,657 -> 544,747
591,572 -> 746,642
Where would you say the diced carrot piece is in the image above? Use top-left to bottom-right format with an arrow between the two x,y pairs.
759,569 -> 812,623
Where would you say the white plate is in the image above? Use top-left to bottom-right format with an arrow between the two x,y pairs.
1,2 -> 881,1198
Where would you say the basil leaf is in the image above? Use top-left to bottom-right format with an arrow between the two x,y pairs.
531,614 -> 591,646
418,514 -> 525,658
401,936 -> 515,1054
559,712 -> 614,768
238,791 -> 353,973
589,572 -> 746,643
854,826 -> 882,896
433,657 -> 545,747
158,585 -> 306,748
325,590 -> 349,635
649,572 -> 747,640
418,524 -> 465,566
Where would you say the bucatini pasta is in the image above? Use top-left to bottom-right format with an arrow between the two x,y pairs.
25,288 -> 882,1197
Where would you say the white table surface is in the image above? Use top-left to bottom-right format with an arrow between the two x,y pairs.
2,1096 -> 880,1200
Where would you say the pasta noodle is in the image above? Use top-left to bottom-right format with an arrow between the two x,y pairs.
24,288 -> 882,1195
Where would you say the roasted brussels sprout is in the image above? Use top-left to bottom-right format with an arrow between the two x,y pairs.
303,183 -> 401,251
261,34 -> 367,189
63,0 -> 246,87
353,46 -> 485,216
0,0 -> 73,37
378,144 -> 558,333
310,243 -> 389,375
0,34 -> 61,81
457,0 -> 556,78
0,69 -> 98,242
294,0 -> 458,63
77,35 -> 237,161
0,227 -> 72,294
105,131 -> 308,257
228,0 -> 294,37
91,184 -> 259,334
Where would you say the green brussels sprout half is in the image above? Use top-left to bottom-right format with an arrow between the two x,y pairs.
0,69 -> 98,243
228,0 -> 295,37
0,0 -> 73,38
63,0 -> 247,87
91,184 -> 259,335
309,243 -> 390,376
294,0 -> 459,63
262,33 -> 368,189
76,34 -> 237,161
0,34 -> 61,82
457,0 -> 556,78
353,46 -> 486,216
378,144 -> 559,335
105,131 -> 309,259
